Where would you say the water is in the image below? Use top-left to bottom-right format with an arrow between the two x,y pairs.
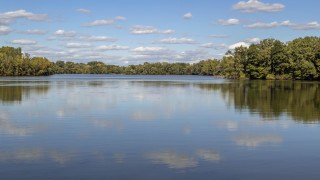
0,74 -> 319,180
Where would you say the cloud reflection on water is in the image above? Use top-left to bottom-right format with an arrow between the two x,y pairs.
0,113 -> 33,136
49,151 -> 78,166
232,134 -> 283,147
0,148 -> 78,167
145,149 -> 222,169
86,118 -> 124,130
218,121 -> 239,131
113,153 -> 126,163
146,151 -> 198,169
1,76 -> 318,177
196,149 -> 221,162
0,147 -> 43,162
130,111 -> 157,122
183,126 -> 192,135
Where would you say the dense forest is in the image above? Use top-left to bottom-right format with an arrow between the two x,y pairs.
1,36 -> 320,80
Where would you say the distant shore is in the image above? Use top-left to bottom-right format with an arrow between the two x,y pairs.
1,36 -> 320,80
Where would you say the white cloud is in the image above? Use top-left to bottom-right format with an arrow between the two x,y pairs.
200,43 -> 215,48
115,16 -> 126,21
244,21 -> 283,28
68,49 -> 80,54
54,30 -> 77,37
0,25 -> 13,35
93,45 -> 129,51
21,29 -> 48,35
26,42 -> 218,65
244,37 -> 260,43
228,42 -> 250,49
27,47 -> 124,64
55,51 -> 69,56
78,35 -> 117,42
32,45 -> 219,65
178,49 -> 217,62
151,37 -> 197,44
290,21 -> 320,30
129,25 -> 174,35
30,50 -> 52,56
217,18 -> 240,26
200,43 -> 228,50
47,37 -> 56,41
126,47 -> 218,64
24,45 -> 46,51
65,43 -> 92,48
59,37 -> 76,41
82,19 -> 114,27
209,35 -> 230,38
76,8 -> 91,13
0,9 -> 49,24
183,13 -> 193,19
243,20 -> 320,30
214,44 -> 229,50
232,0 -> 285,13
57,35 -> 118,42
11,39 -> 37,45
131,47 -> 175,55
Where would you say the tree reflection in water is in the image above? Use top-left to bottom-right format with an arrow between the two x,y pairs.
198,80 -> 320,123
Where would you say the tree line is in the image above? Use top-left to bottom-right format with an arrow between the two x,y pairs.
1,36 -> 320,80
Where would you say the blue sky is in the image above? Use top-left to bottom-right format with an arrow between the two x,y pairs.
1,0 -> 320,65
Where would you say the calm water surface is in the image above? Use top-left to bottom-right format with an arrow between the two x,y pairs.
0,74 -> 319,180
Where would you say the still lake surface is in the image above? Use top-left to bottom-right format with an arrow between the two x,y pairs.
0,74 -> 319,179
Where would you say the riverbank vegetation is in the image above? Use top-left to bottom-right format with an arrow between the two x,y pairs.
1,36 -> 320,80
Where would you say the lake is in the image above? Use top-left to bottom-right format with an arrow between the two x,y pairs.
0,74 -> 319,180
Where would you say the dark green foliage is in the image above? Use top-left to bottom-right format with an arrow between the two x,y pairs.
224,36 -> 320,80
0,46 -> 54,76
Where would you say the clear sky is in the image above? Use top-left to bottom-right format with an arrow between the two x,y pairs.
1,0 -> 320,65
